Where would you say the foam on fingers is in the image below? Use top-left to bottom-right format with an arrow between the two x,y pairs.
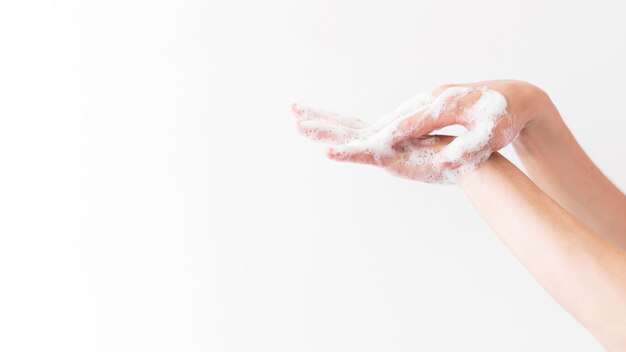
295,86 -> 512,184
366,93 -> 435,132
327,147 -> 378,165
436,87 -> 509,181
291,103 -> 367,129
296,119 -> 359,144
425,86 -> 473,119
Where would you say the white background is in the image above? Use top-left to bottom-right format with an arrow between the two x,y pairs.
1,0 -> 625,351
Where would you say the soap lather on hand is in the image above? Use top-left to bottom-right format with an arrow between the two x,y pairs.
292,84 -> 518,184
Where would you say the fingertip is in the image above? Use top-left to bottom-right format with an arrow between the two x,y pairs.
294,118 -> 305,132
326,147 -> 342,160
291,103 -> 302,116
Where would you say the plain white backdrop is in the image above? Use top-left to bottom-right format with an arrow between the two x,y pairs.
1,0 -> 625,351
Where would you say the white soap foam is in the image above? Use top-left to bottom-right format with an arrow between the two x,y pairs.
295,86 -> 510,184
327,93 -> 437,163
424,86 -> 473,119
365,93 -> 434,133
438,87 -> 508,174
293,104 -> 368,129
297,119 -> 356,144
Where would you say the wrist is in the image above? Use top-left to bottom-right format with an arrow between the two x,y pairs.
457,152 -> 504,191
514,85 -> 565,150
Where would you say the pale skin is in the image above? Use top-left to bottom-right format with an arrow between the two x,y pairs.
293,80 -> 626,350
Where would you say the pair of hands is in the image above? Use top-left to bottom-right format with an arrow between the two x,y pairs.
292,80 -> 545,183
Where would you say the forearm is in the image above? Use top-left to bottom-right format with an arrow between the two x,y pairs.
458,153 -> 626,351
512,89 -> 626,248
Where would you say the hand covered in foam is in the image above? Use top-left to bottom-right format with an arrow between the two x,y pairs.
331,134 -> 461,184
293,80 -> 545,184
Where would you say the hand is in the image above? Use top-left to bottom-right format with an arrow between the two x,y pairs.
292,80 -> 549,183
334,134 -> 458,184
400,80 -> 550,169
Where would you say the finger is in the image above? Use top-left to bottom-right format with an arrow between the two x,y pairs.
435,129 -> 493,170
436,117 -> 513,170
326,144 -> 379,166
392,87 -> 476,144
395,111 -> 449,142
425,85 -> 477,122
488,115 -> 516,150
383,157 -> 445,183
296,119 -> 360,144
366,93 -> 434,132
404,134 -> 454,149
291,103 -> 367,129
392,86 -> 488,149
435,86 -> 511,169
382,137 -> 449,183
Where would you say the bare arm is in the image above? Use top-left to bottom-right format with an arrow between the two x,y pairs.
459,153 -> 626,351
512,90 -> 626,249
